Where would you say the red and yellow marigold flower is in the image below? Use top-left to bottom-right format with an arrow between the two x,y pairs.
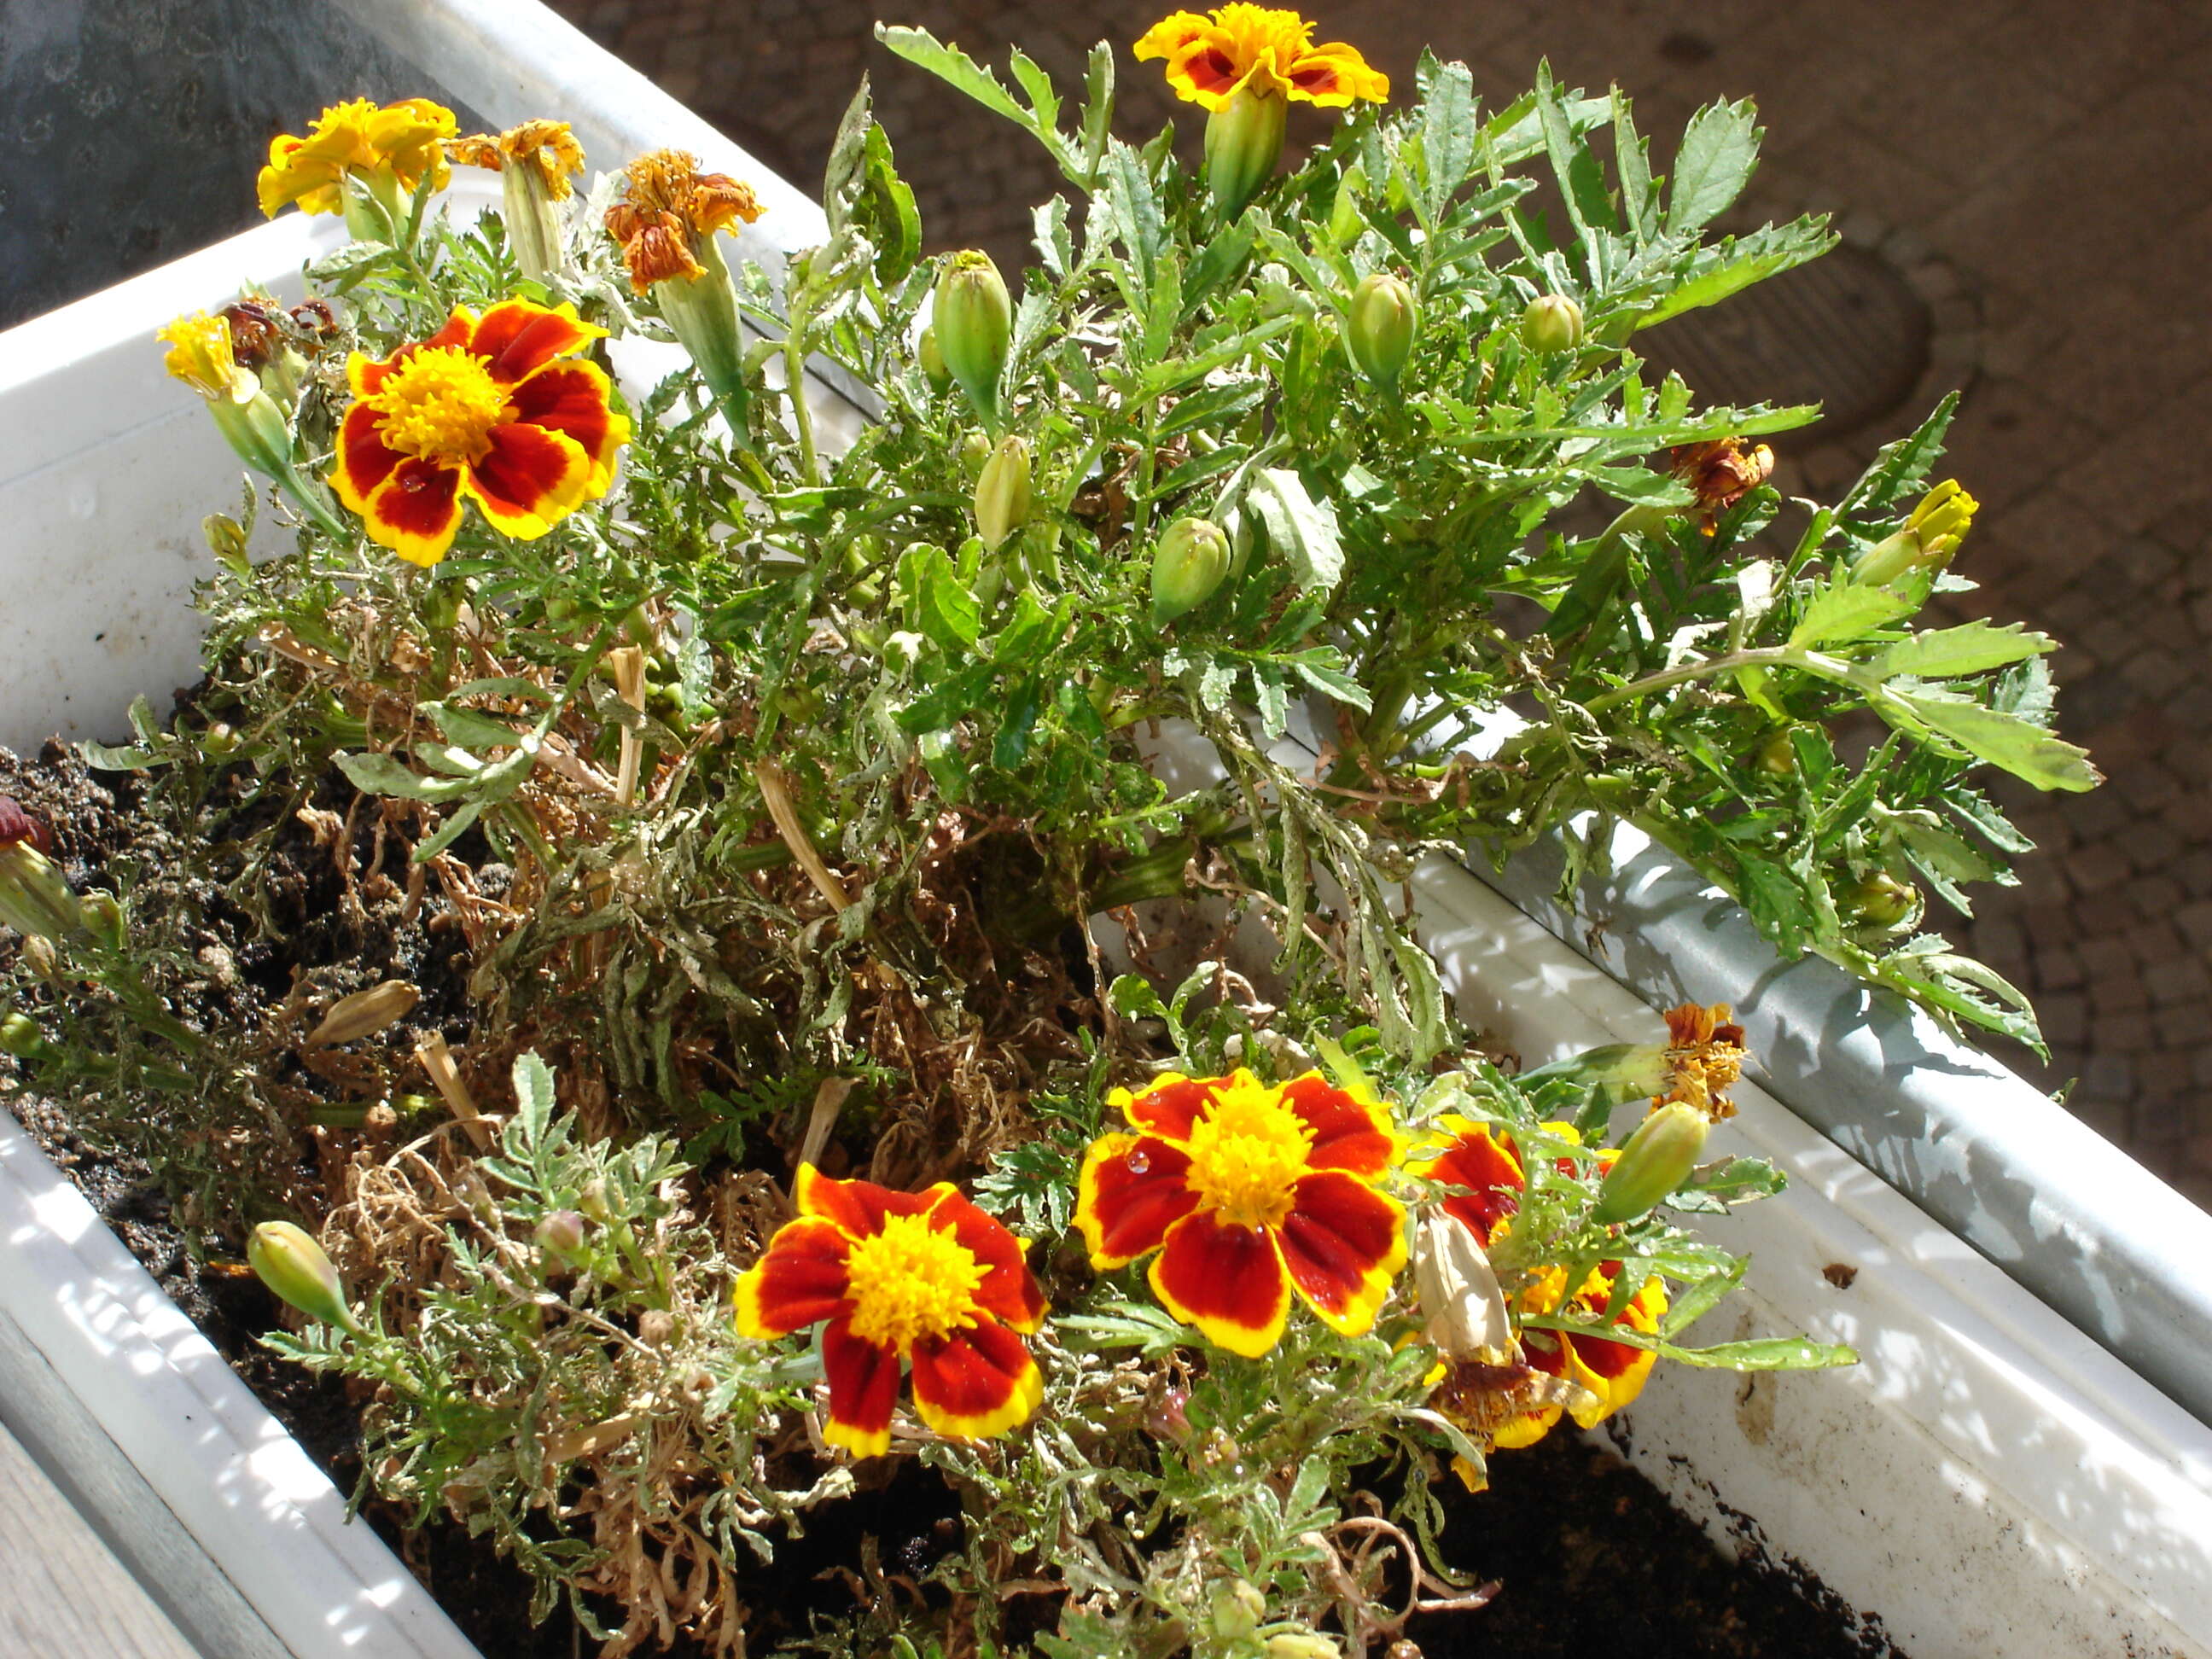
329,299 -> 628,567
256,97 -> 457,219
1134,6 -> 1389,109
733,1166 -> 1046,1458
1499,1261 -> 1668,1447
1074,1069 -> 1407,1358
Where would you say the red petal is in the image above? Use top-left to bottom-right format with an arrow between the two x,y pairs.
463,422 -> 588,539
1424,1123 -> 1524,1245
506,360 -> 626,489
353,311 -> 475,395
1113,1073 -> 1215,1143
1278,1073 -> 1397,1178
926,1187 -> 1045,1332
819,1316 -> 902,1458
732,1216 -> 851,1337
795,1163 -> 937,1241
1278,1170 -> 1406,1336
329,401 -> 405,511
469,300 -> 597,385
909,1320 -> 1042,1441
1149,1209 -> 1291,1359
1075,1132 -> 1198,1269
361,457 -> 465,567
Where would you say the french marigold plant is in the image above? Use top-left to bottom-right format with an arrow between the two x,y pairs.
35,1 -> 2092,1650
1075,1068 -> 1406,1356
733,1165 -> 1046,1455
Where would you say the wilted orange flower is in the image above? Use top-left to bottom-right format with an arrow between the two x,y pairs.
604,148 -> 764,291
1656,1001 -> 1747,1121
449,119 -> 586,199
256,97 -> 456,218
329,299 -> 628,566
1670,437 -> 1775,519
1134,6 -> 1388,110
1075,1069 -> 1406,1357
733,1166 -> 1047,1458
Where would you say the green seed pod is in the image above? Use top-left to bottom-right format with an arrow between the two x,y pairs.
247,1220 -> 361,1331
974,435 -> 1033,551
917,325 -> 951,394
933,251 -> 1013,422
1842,871 -> 1918,929
1592,1103 -> 1711,1225
1521,293 -> 1585,355
1211,1580 -> 1266,1643
1346,271 -> 1418,388
1150,516 -> 1231,625
1204,86 -> 1288,219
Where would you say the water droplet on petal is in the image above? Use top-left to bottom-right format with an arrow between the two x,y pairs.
1126,1149 -> 1150,1174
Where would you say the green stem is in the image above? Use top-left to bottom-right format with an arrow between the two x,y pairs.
1582,645 -> 1852,713
786,331 -> 819,486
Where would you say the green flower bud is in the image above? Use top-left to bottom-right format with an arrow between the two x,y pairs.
974,435 -> 1033,551
1854,479 -> 1977,588
1150,516 -> 1231,625
934,251 -> 1013,422
536,1208 -> 590,1262
917,325 -> 952,394
1211,1580 -> 1266,1643
1521,293 -> 1585,355
77,891 -> 125,950
1263,1636 -> 1339,1659
1842,871 -> 1917,929
0,1010 -> 46,1060
247,1220 -> 361,1331
1347,271 -> 1418,389
1592,1103 -> 1710,1225
0,839 -> 84,944
654,233 -> 748,410
1755,730 -> 1799,778
1205,87 -> 1289,220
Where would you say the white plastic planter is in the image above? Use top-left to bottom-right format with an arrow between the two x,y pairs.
3,3 -> 2211,1656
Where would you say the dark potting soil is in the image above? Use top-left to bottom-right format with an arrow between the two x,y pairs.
3,736 -> 1901,1658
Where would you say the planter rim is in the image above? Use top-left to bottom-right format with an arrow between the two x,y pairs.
1483,819 -> 2212,1430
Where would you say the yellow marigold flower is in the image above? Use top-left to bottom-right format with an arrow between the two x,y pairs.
604,148 -> 764,291
157,312 -> 256,403
448,119 -> 585,200
255,97 -> 457,218
1134,6 -> 1388,111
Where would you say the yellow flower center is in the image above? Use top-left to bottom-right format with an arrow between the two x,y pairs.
370,346 -> 510,465
843,1212 -> 987,1352
1182,1079 -> 1315,1230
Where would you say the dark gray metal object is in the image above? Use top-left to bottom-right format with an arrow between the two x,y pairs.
1473,824 -> 2212,1429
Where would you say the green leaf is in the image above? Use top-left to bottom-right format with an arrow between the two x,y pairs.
1787,575 -> 1918,649
901,543 -> 980,650
1668,98 -> 1762,234
423,703 -> 524,751
1247,467 -> 1343,594
1873,620 -> 2055,679
1884,688 -> 2103,793
1524,1313 -> 1855,1370
1586,465 -> 1695,508
1633,219 -> 1835,329
875,26 -> 1032,131
337,751 -> 451,801
1419,56 -> 1476,222
511,1050 -> 557,1138
1285,649 -> 1371,712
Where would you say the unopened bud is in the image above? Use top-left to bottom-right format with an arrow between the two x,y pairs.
1263,1636 -> 1340,1659
973,435 -> 1033,551
0,1010 -> 46,1059
247,1220 -> 361,1331
1204,86 -> 1288,219
1855,479 -> 1977,587
1150,516 -> 1231,625
536,1209 -> 590,1260
1592,1103 -> 1710,1225
0,837 -> 84,943
77,891 -> 125,950
1842,870 -> 1917,929
1755,730 -> 1798,778
579,1177 -> 613,1222
917,324 -> 951,393
1347,271 -> 1418,389
1521,293 -> 1584,355
1211,1580 -> 1266,1642
304,980 -> 420,1048
933,251 -> 1012,422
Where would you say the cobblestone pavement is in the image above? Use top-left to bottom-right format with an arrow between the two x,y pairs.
548,0 -> 2212,1206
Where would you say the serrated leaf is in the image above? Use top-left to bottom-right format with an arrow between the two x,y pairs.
1247,467 -> 1343,594
1668,98 -> 1761,234
1874,619 -> 2055,680
901,543 -> 980,650
1284,648 -> 1371,711
1886,688 -> 2102,793
1786,575 -> 1918,649
511,1050 -> 556,1135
